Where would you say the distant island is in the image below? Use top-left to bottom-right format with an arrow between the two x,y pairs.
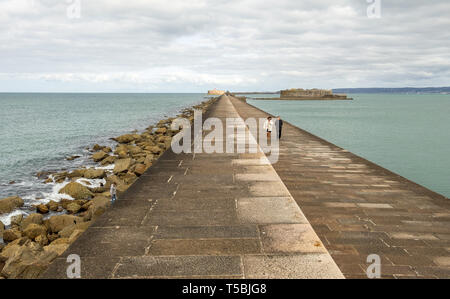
233,88 -> 351,101
280,88 -> 350,100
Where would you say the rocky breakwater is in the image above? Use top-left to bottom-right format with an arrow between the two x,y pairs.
0,98 -> 217,279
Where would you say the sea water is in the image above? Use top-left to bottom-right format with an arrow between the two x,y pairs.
248,93 -> 450,198
0,93 -> 205,224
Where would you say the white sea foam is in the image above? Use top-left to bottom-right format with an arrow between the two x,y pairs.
14,181 -> 35,187
96,164 -> 115,170
0,209 -> 27,227
75,178 -> 106,189
41,181 -> 74,203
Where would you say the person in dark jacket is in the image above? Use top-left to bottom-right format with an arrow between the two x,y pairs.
275,116 -> 283,139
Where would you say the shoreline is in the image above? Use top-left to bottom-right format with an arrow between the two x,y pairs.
0,97 -> 217,279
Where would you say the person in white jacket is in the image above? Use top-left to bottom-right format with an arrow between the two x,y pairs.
110,183 -> 117,204
263,116 -> 274,139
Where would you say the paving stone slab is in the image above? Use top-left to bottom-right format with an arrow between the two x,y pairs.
41,257 -> 120,279
237,197 -> 308,224
91,199 -> 154,227
154,197 -> 236,211
260,224 -> 327,254
243,254 -> 344,279
60,226 -> 156,258
144,210 -> 239,226
235,173 -> 280,182
249,182 -> 291,197
155,225 -> 259,239
148,238 -> 261,256
114,256 -> 242,278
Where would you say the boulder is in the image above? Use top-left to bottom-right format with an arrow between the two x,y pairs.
23,224 -> 47,240
58,221 -> 91,239
73,199 -> 89,207
136,157 -> 146,164
1,244 -> 22,261
117,150 -> 129,159
35,235 -> 49,246
36,204 -> 49,214
116,184 -> 131,193
128,146 -> 143,156
113,158 -> 133,174
58,182 -> 94,200
44,243 -> 69,256
53,171 -> 68,183
122,172 -> 138,185
1,237 -> 30,256
1,242 -> 58,279
155,127 -> 167,134
129,164 -> 137,174
10,214 -> 24,226
66,155 -> 80,161
86,196 -> 110,220
92,151 -> 109,162
47,200 -> 59,212
102,147 -> 112,153
2,229 -> 22,242
100,155 -> 117,165
20,213 -> 44,230
114,134 -> 140,144
0,196 -> 24,214
114,144 -> 128,154
47,234 -> 59,243
148,146 -> 162,154
0,220 -> 4,234
83,169 -> 106,179
92,144 -> 103,151
48,215 -> 82,233
106,175 -> 125,186
59,198 -> 72,209
50,238 -> 70,245
134,164 -> 147,176
144,154 -> 154,166
139,141 -> 156,149
81,201 -> 93,210
36,171 -> 53,180
66,203 -> 81,214
67,169 -> 87,178
69,229 -> 84,243
157,135 -> 172,143
89,185 -> 108,194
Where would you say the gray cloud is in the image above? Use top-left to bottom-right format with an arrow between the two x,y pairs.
0,0 -> 449,92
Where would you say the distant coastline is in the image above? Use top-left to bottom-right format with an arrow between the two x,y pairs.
333,87 -> 450,94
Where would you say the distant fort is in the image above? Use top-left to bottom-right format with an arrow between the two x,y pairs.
280,88 -> 350,100
231,88 -> 351,101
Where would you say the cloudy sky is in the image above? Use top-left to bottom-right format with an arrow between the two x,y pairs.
0,0 -> 449,92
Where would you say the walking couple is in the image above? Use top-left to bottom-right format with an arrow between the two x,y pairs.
263,116 -> 283,139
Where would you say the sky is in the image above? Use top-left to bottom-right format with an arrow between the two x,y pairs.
0,0 -> 449,92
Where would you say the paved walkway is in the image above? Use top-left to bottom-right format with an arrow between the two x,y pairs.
42,95 -> 344,279
229,96 -> 450,279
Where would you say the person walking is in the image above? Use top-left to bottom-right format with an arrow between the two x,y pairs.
275,116 -> 284,139
110,183 -> 117,204
263,116 -> 273,139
